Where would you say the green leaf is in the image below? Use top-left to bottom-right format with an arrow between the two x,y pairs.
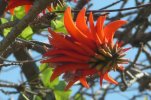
54,81 -> 66,90
19,26 -> 33,40
51,20 -> 67,33
144,96 -> 148,100
14,6 -> 26,19
74,93 -> 85,100
0,18 -> 33,39
33,95 -> 42,100
0,18 -> 12,36
50,5 -> 68,34
39,64 -> 59,89
54,90 -> 71,100
39,64 -> 72,99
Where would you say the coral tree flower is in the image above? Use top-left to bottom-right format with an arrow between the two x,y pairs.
41,7 -> 129,90
5,0 -> 54,15
5,0 -> 33,14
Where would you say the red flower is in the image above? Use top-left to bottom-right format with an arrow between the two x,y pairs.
41,7 -> 129,90
5,0 -> 52,15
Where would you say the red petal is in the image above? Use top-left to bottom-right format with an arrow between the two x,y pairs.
9,8 -> 15,15
117,66 -> 125,71
89,12 -> 99,45
6,0 -> 33,11
43,49 -> 90,62
48,28 -> 87,55
76,8 -> 93,40
96,15 -> 106,43
64,7 -> 94,48
75,42 -> 95,56
89,12 -> 96,35
41,56 -> 85,63
104,20 -> 127,43
50,64 -> 89,81
80,77 -> 89,88
96,33 -> 103,45
117,41 -> 124,47
99,72 -> 105,86
47,6 -> 52,12
122,47 -> 131,52
65,79 -> 78,91
104,73 -> 118,85
83,69 -> 97,76
24,5 -> 32,13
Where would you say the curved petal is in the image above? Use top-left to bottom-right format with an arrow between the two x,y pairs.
41,56 -> 86,63
117,66 -> 124,71
89,12 -> 95,34
65,79 -> 78,91
89,12 -> 102,45
64,7 -> 94,49
104,20 -> 127,43
99,72 -> 105,86
104,73 -> 118,85
47,6 -> 53,12
9,8 -> 15,15
43,49 -> 90,61
48,28 -> 87,55
82,69 -> 97,76
50,64 -> 89,81
96,15 -> 106,43
75,42 -> 95,56
122,47 -> 131,52
6,0 -> 33,11
24,5 -> 32,14
80,77 -> 89,88
76,8 -> 93,39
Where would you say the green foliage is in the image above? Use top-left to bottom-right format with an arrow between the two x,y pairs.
54,90 -> 71,100
51,20 -> 67,33
144,96 -> 149,100
19,26 -> 33,40
0,6 -> 33,40
39,64 -> 72,99
74,93 -> 85,100
0,18 -> 33,40
50,5 -> 68,34
33,95 -> 42,100
14,6 -> 26,19
0,18 -> 11,37
39,64 -> 59,88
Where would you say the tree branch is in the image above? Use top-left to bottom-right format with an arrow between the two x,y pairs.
0,0 -> 52,54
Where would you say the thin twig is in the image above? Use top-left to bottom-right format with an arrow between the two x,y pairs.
55,3 -> 151,13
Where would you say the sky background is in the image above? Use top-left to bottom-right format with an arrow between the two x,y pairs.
0,0 -> 151,100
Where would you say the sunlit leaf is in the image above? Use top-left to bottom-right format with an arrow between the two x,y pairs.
51,20 -> 67,33
74,93 -> 85,100
19,26 -> 33,40
14,6 -> 26,19
39,64 -> 59,88
33,95 -> 42,100
0,18 -> 12,36
54,90 -> 71,100
39,64 -> 72,99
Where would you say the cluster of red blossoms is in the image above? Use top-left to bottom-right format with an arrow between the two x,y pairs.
4,0 -> 130,90
4,0 -> 53,14
41,7 -> 130,90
